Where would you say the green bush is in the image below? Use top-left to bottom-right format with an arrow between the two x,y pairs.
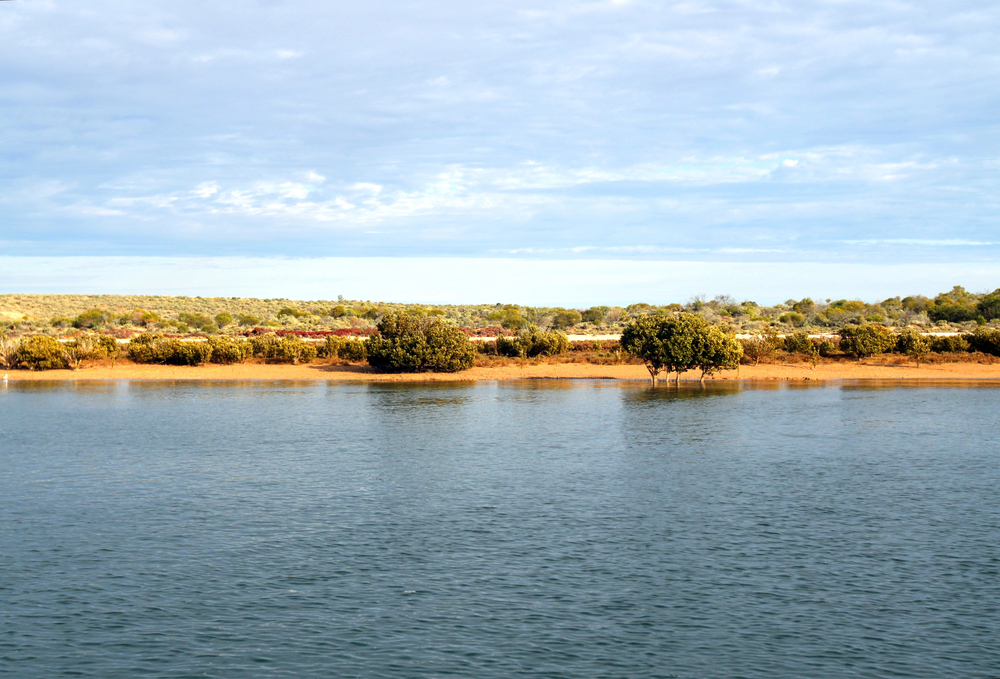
550,309 -> 582,330
838,324 -> 896,358
367,312 -> 476,373
249,333 -> 283,359
207,337 -> 251,364
779,312 -> 807,327
895,329 -> 930,363
214,313 -> 233,327
739,330 -> 782,366
276,337 -> 317,364
165,342 -> 213,366
783,331 -> 813,354
817,339 -> 837,357
73,308 -> 111,329
322,336 -> 367,361
127,334 -> 213,365
930,335 -> 970,353
16,336 -> 69,370
237,314 -> 261,326
967,328 -> 1000,356
495,326 -> 569,358
127,333 -> 171,363
178,312 -> 214,330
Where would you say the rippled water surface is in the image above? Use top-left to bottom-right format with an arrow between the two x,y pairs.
2,380 -> 1000,678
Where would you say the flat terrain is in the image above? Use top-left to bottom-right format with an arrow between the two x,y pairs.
7,360 -> 1000,382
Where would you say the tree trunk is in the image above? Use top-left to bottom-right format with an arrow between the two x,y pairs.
647,365 -> 657,386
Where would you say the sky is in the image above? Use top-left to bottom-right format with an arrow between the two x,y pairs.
1,0 -> 998,303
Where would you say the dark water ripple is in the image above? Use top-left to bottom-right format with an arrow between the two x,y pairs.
2,380 -> 999,678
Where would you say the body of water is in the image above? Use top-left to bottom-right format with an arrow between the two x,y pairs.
2,380 -> 999,678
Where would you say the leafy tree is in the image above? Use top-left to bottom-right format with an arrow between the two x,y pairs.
580,306 -> 609,324
977,289 -> 1000,321
779,312 -> 807,327
693,326 -> 743,382
895,328 -> 929,367
783,331 -> 813,354
237,314 -> 261,326
214,313 -> 233,327
367,312 -> 475,373
791,298 -> 815,314
550,309 -> 583,330
928,285 -> 978,322
73,308 -> 111,329
488,305 -> 528,330
838,324 -> 896,358
740,329 -> 782,366
620,313 -> 707,385
16,336 -> 69,370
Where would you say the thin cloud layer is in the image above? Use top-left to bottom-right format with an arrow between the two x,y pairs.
1,0 -> 998,262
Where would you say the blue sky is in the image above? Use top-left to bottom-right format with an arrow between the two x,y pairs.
1,0 -> 998,301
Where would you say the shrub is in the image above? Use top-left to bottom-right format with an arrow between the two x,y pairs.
178,312 -> 214,330
207,337 -> 251,364
164,342 -> 213,366
249,333 -> 283,359
550,309 -> 583,330
16,336 -> 69,370
783,331 -> 813,354
127,333 -> 170,363
0,333 -> 18,369
495,326 -> 569,358
978,289 -> 1000,321
215,313 -> 233,327
967,327 -> 1000,356
740,329 -> 782,366
838,324 -> 896,358
693,326 -> 743,381
276,337 -> 317,364
73,308 -> 111,329
367,312 -> 476,373
580,306 -> 608,324
94,334 -> 121,361
930,335 -> 970,353
322,336 -> 367,361
778,312 -> 807,327
895,329 -> 930,365
817,339 -> 837,357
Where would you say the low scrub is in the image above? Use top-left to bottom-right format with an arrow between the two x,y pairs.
16,335 -> 69,370
838,324 -> 897,358
782,331 -> 814,355
967,327 -> 1000,356
495,326 -> 569,358
322,336 -> 368,362
127,333 -> 212,365
207,337 -> 251,364
740,330 -> 782,366
367,312 -> 476,373
930,335 -> 970,353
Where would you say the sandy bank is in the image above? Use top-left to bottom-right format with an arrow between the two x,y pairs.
5,359 -> 1000,383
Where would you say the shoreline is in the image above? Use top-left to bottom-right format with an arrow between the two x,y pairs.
5,360 -> 1000,383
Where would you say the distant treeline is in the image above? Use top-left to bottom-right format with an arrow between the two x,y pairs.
2,286 -> 1000,338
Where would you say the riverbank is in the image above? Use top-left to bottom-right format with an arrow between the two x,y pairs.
6,359 -> 1000,382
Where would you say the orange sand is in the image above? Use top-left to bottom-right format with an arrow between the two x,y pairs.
6,359 -> 1000,382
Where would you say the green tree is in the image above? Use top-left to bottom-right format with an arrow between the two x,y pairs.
73,308 -> 111,329
740,329 -> 782,366
580,306 -> 609,324
488,305 -> 528,330
214,313 -> 233,327
693,326 -> 743,383
550,309 -> 583,330
977,289 -> 1000,321
620,313 -> 707,385
783,331 -> 813,354
367,312 -> 475,373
